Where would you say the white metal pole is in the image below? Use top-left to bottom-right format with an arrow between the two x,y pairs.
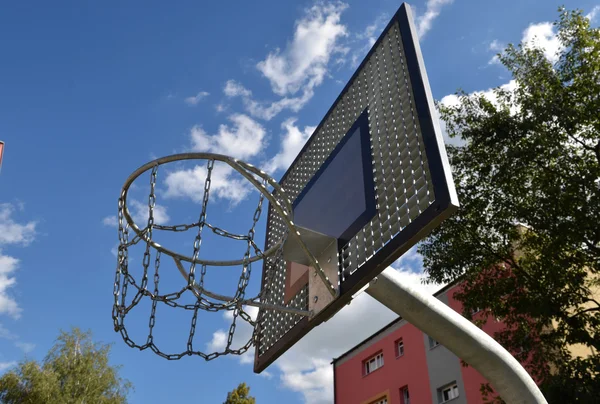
366,268 -> 547,404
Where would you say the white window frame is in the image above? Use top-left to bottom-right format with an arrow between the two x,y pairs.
364,352 -> 384,375
439,383 -> 459,403
397,339 -> 405,357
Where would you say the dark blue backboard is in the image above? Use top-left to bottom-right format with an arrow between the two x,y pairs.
255,3 -> 458,373
293,110 -> 376,245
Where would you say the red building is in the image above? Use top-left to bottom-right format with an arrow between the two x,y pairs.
332,282 -> 520,404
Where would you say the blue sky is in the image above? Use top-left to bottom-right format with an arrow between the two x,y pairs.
1,1 -> 599,403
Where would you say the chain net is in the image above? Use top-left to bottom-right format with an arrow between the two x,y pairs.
112,157 -> 289,361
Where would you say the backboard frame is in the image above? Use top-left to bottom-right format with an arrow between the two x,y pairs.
254,2 -> 458,373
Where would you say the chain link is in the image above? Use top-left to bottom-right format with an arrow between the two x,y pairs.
112,158 -> 294,361
189,159 -> 214,287
146,250 -> 161,346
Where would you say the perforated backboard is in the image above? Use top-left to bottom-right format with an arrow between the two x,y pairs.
254,3 -> 458,373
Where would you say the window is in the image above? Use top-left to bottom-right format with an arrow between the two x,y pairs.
396,339 -> 404,357
400,386 -> 410,404
364,352 -> 384,375
438,383 -> 459,403
428,336 -> 440,349
371,398 -> 387,404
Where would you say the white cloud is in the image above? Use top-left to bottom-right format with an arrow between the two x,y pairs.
258,371 -> 273,379
102,216 -> 117,227
358,13 -> 389,47
103,201 -> 169,230
263,118 -> 315,173
0,203 -> 37,320
0,361 -> 16,372
189,114 -> 266,160
438,80 -> 518,146
440,17 -> 568,141
350,13 -> 389,67
440,80 -> 518,111
0,323 -> 16,340
222,3 -> 348,121
488,16 -> 568,67
207,306 -> 258,364
0,252 -> 21,319
184,91 -> 210,106
521,22 -> 562,63
390,266 -> 445,296
163,113 -> 266,206
245,90 -> 314,121
487,39 -> 505,65
488,39 -> 504,52
280,358 -> 334,404
488,55 -> 501,65
437,93 -> 465,147
439,94 -> 460,109
257,2 -> 348,97
393,245 -> 423,272
0,204 -> 36,246
15,341 -> 35,353
207,330 -> 227,352
224,80 -> 314,121
1,324 -> 35,354
586,6 -> 600,22
129,200 -> 170,227
443,80 -> 518,111
165,164 -> 251,206
224,81 -> 252,98
416,0 -> 454,39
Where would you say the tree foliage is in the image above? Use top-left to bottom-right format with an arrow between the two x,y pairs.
224,382 -> 256,404
419,7 -> 600,402
0,328 -> 132,404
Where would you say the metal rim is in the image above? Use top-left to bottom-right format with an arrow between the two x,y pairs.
120,152 -> 290,267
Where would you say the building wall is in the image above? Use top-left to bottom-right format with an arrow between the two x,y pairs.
334,283 -> 516,404
445,286 -> 507,403
335,272 -> 598,403
334,319 -> 432,404
423,293 -> 468,404
564,277 -> 600,358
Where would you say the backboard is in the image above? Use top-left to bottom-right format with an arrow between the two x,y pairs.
254,3 -> 458,373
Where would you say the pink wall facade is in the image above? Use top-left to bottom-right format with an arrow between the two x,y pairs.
334,283 -> 532,404
445,286 -> 507,403
334,320 -> 432,404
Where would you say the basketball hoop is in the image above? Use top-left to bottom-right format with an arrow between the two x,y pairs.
110,4 -> 548,401
112,153 -> 335,361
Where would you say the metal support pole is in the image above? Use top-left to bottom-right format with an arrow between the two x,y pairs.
366,268 -> 547,404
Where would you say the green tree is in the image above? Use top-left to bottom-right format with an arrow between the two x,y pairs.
0,328 -> 132,404
419,7 -> 600,403
224,382 -> 256,404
